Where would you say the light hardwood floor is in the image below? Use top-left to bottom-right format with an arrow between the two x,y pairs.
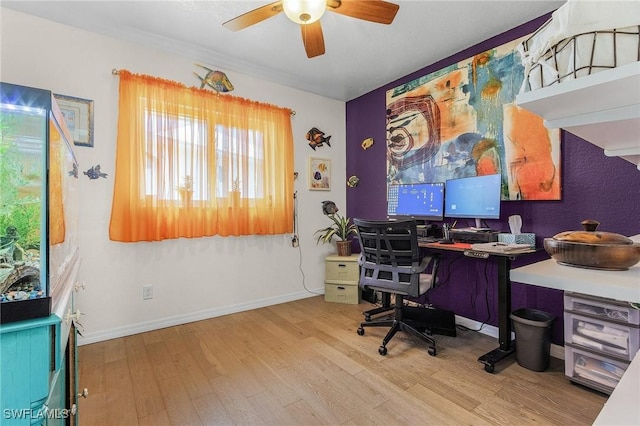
78,295 -> 607,425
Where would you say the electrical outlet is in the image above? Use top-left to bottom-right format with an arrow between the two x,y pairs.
142,285 -> 153,300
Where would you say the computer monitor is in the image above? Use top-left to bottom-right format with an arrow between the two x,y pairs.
387,182 -> 445,221
444,174 -> 502,228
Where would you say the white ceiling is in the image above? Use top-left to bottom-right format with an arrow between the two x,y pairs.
2,0 -> 565,101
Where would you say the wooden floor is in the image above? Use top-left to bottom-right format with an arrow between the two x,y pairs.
78,296 -> 607,425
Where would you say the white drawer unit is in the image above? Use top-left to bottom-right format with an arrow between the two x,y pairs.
325,254 -> 361,304
564,292 -> 640,394
324,283 -> 361,305
564,292 -> 640,325
325,254 -> 360,283
565,345 -> 630,394
565,312 -> 639,361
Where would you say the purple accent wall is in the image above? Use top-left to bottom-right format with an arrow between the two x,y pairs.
346,14 -> 640,345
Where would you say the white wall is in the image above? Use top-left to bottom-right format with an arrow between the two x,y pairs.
1,8 -> 346,344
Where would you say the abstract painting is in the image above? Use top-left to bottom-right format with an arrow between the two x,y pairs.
385,35 -> 561,200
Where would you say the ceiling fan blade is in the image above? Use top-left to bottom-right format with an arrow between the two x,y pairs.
222,1 -> 283,31
301,21 -> 325,58
327,0 -> 399,25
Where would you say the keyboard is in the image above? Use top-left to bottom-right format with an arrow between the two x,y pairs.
417,236 -> 439,244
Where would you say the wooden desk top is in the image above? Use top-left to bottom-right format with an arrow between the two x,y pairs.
419,241 -> 472,251
419,241 -> 537,257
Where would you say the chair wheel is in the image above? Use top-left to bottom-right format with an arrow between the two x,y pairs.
378,346 -> 387,356
428,346 -> 436,356
357,327 -> 364,336
364,314 -> 371,322
484,363 -> 495,374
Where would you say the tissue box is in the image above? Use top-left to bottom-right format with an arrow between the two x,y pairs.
498,233 -> 535,247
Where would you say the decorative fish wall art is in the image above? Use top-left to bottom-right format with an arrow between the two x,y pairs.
322,201 -> 338,215
361,137 -> 374,150
306,127 -> 331,150
194,64 -> 234,93
84,165 -> 108,180
68,163 -> 78,178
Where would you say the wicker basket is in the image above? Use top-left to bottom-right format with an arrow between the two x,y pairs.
521,23 -> 640,91
336,240 -> 352,257
518,0 -> 640,92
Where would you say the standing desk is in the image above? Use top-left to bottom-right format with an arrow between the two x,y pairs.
419,241 -> 537,373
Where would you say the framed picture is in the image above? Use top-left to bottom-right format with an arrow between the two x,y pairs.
308,157 -> 331,191
54,94 -> 94,147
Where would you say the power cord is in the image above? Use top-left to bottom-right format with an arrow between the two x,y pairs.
292,189 -> 322,295
457,259 -> 492,333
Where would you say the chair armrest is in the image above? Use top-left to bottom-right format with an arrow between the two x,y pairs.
412,254 -> 440,274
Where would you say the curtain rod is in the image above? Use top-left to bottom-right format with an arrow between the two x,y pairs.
112,68 -> 296,115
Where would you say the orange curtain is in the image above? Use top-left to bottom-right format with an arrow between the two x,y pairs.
109,70 -> 294,242
49,118 -> 65,245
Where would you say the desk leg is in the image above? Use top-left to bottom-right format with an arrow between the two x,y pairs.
477,256 -> 516,373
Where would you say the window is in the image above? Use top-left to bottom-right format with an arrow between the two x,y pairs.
214,124 -> 264,199
144,111 -> 209,201
109,70 -> 294,242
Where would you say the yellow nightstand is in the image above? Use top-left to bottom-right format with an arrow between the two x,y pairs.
324,254 -> 361,304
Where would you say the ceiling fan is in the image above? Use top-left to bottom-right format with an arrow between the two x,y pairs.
222,0 -> 399,58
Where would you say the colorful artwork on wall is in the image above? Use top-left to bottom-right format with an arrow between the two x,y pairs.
309,157 -> 331,190
385,35 -> 561,201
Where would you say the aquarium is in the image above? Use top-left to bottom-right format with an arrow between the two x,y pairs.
0,82 -> 79,323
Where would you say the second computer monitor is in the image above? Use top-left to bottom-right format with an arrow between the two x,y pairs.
444,173 -> 502,225
387,182 -> 445,221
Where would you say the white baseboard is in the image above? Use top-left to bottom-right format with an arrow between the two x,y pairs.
550,343 -> 565,360
455,315 -> 564,360
77,288 -> 324,345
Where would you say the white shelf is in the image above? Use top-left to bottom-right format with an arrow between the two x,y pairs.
511,259 -> 640,303
516,62 -> 640,170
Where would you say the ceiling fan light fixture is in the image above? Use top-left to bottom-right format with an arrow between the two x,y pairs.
282,0 -> 326,24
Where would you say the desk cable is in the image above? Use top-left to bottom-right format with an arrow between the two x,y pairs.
426,252 -> 491,332
455,257 -> 492,333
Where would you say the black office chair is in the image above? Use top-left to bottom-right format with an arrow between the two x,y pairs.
354,218 -> 442,356
362,291 -> 393,322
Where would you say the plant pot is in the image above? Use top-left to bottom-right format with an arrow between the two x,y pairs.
336,240 -> 352,257
230,190 -> 240,207
179,190 -> 193,207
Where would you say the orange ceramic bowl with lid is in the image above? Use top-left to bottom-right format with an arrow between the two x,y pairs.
543,220 -> 640,271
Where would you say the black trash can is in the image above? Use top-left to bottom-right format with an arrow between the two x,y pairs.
510,308 -> 555,372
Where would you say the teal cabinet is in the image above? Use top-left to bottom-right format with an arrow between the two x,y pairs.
0,316 -> 60,424
0,313 -> 80,425
45,332 -> 72,426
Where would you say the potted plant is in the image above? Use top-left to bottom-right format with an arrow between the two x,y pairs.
314,213 -> 358,256
178,175 -> 194,206
230,177 -> 241,207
